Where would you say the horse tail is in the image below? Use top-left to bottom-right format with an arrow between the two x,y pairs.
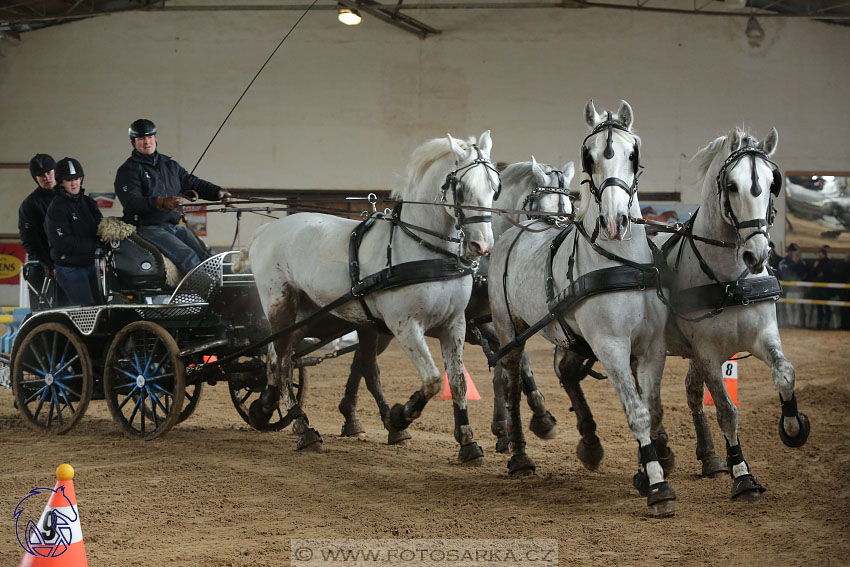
232,247 -> 251,273
232,221 -> 275,273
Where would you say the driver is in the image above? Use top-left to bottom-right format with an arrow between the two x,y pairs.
114,118 -> 230,275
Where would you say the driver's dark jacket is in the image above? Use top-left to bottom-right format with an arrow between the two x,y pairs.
114,150 -> 221,226
18,186 -> 56,268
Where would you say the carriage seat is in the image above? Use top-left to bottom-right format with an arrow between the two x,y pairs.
97,217 -> 183,298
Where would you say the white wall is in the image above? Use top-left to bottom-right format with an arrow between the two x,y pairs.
0,3 -> 848,258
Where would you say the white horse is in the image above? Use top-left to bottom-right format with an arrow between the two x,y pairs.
332,157 -> 575,449
657,126 -> 809,498
489,100 -> 676,517
556,127 -> 810,501
237,132 -> 499,463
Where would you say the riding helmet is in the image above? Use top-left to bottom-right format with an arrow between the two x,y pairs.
55,157 -> 85,181
29,153 -> 56,178
129,118 -> 157,139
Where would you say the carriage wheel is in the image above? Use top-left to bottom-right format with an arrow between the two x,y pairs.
12,322 -> 94,434
229,365 -> 308,431
103,321 -> 185,440
177,382 -> 204,424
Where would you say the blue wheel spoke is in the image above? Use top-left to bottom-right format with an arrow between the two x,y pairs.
28,343 -> 49,375
52,354 -> 80,378
146,387 -> 161,429
46,392 -> 56,427
112,364 -> 141,381
147,373 -> 175,382
54,381 -> 82,402
117,385 -> 140,410
25,384 -> 50,405
54,388 -> 66,426
127,392 -> 144,426
22,362 -> 46,376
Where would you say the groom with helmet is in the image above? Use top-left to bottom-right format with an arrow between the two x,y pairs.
114,118 -> 230,276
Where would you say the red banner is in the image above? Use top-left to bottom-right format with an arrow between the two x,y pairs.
0,243 -> 25,284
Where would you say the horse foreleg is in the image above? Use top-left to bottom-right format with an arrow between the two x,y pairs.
522,351 -> 557,440
365,333 -> 410,445
699,355 -> 765,500
555,347 -> 603,471
502,349 -> 535,476
491,365 -> 511,453
441,319 -> 484,465
635,344 -> 675,478
750,331 -> 810,447
685,361 -> 727,478
597,341 -> 676,517
338,334 -> 368,439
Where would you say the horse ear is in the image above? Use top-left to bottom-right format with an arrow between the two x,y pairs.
531,155 -> 546,185
477,130 -> 493,156
617,100 -> 634,129
760,127 -> 779,156
561,161 -> 576,186
447,133 -> 466,162
585,99 -> 602,127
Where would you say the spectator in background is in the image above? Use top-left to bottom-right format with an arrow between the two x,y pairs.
768,241 -> 781,274
839,251 -> 850,330
779,243 -> 807,327
45,157 -> 104,306
18,154 -> 60,309
810,247 -> 833,329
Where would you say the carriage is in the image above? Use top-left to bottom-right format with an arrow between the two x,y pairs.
0,232 -> 312,440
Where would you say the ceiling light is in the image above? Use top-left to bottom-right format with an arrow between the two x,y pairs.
745,16 -> 765,47
338,6 -> 362,26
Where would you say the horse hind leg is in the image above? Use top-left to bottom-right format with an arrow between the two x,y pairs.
441,321 -> 484,465
338,345 -> 367,439
267,290 -> 322,452
685,362 -> 727,478
491,365 -> 511,453
555,347 -> 604,471
503,349 -> 536,477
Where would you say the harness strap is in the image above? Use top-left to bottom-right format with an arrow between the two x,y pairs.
672,276 -> 781,314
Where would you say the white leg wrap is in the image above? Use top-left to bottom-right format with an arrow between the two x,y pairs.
731,461 -> 750,478
646,461 -> 664,485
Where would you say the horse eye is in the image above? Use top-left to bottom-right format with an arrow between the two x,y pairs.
726,182 -> 738,193
629,152 -> 635,162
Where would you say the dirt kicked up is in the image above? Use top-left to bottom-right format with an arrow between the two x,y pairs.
1,328 -> 848,566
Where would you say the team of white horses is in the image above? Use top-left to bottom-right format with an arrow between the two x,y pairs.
236,100 -> 809,518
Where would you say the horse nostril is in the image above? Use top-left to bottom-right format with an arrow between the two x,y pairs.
619,214 -> 628,229
742,251 -> 756,266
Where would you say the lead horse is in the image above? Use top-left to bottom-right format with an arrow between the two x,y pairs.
239,132 -> 499,463
558,126 -> 810,500
489,100 -> 677,517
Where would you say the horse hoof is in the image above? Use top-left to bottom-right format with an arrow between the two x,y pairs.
386,403 -> 411,432
647,481 -> 677,518
508,454 -> 536,477
779,412 -> 810,448
529,411 -> 557,440
458,442 -> 484,466
633,470 -> 649,497
576,437 -> 604,472
701,455 -> 728,478
387,429 -> 412,445
340,419 -> 366,437
495,434 -> 511,454
296,428 -> 323,452
731,474 -> 766,501
247,399 -> 273,429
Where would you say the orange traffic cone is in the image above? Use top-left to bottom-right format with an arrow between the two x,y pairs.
704,354 -> 740,407
20,464 -> 88,566
440,364 -> 481,400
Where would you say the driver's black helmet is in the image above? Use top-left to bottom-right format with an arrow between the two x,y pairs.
129,118 -> 157,139
29,153 -> 56,178
55,157 -> 85,181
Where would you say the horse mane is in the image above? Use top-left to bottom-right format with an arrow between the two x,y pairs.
393,136 -> 475,200
498,162 -> 538,204
692,134 -> 728,180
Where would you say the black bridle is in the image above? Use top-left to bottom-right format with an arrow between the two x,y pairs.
715,140 -> 781,244
580,112 -> 642,210
440,144 -> 502,233
521,168 -> 571,224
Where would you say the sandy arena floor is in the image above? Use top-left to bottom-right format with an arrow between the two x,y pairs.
1,328 -> 848,566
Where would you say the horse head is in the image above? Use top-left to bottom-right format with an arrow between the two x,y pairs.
525,156 -> 574,219
444,130 -> 498,257
580,100 -> 641,240
717,126 -> 780,273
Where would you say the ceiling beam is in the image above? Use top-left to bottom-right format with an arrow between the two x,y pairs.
338,0 -> 441,38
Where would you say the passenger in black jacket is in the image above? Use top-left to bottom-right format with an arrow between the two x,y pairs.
18,153 -> 61,308
114,119 -> 230,275
45,157 -> 104,305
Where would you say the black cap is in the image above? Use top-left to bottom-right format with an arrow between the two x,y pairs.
55,157 -> 85,181
29,154 -> 56,178
129,118 -> 157,139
